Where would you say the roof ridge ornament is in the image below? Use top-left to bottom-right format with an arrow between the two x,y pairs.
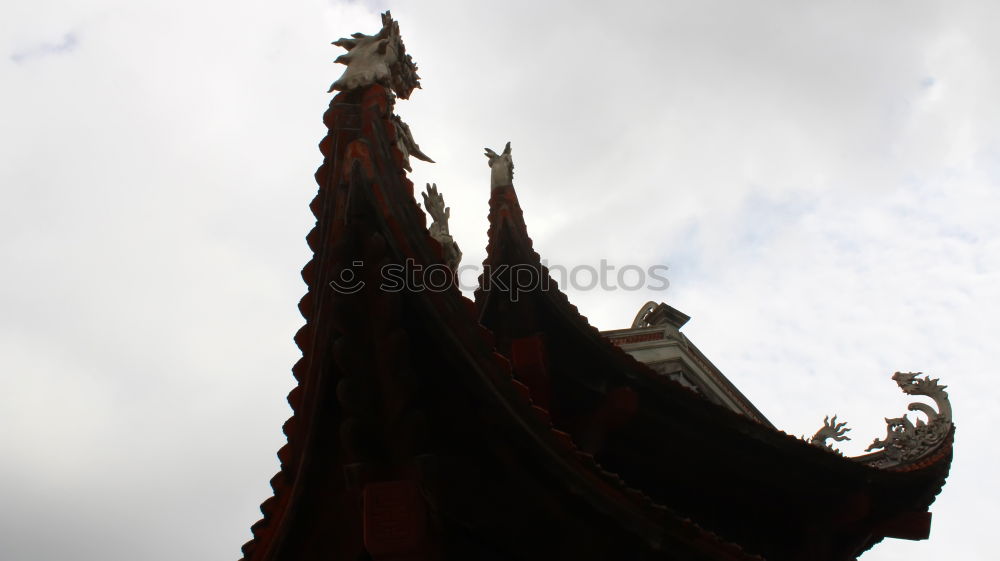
807,415 -> 851,453
631,301 -> 690,330
328,11 -> 421,99
421,183 -> 462,270
484,142 -> 513,188
806,372 -> 953,465
393,115 -> 434,170
861,372 -> 953,468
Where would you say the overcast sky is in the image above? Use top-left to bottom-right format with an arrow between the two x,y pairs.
2,1 -> 997,559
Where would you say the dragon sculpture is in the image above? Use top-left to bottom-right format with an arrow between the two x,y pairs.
329,11 -> 433,172
806,372 -> 953,468
328,11 -> 420,98
863,372 -> 953,467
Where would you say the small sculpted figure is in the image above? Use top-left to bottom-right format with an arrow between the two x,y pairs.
484,142 -> 514,188
422,183 -> 450,238
421,183 -> 462,270
393,115 -> 434,171
808,415 -> 851,451
866,416 -> 914,456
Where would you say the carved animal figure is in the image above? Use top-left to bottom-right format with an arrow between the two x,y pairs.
862,372 -> 953,467
892,371 -> 952,422
484,142 -> 514,188
328,11 -> 420,99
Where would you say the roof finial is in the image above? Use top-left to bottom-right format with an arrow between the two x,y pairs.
328,11 -> 421,99
484,141 -> 513,188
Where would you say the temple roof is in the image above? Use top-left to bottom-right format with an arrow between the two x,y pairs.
470,137 -> 953,560
239,12 -> 953,561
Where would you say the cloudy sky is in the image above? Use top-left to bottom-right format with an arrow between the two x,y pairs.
2,1 -> 997,559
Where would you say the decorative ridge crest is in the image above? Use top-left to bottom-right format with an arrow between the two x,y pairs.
328,11 -> 421,99
861,372 -> 953,468
808,372 -> 953,468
